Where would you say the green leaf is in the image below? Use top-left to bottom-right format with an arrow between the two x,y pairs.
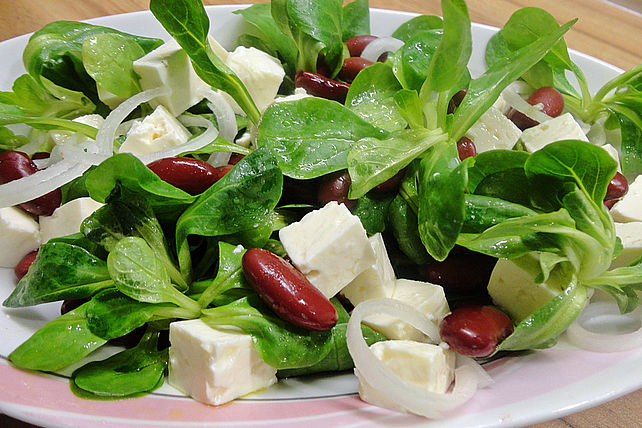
345,62 -> 407,132
342,0 -> 370,41
613,111 -> 642,177
81,33 -> 144,98
3,242 -> 112,308
9,304 -> 107,371
498,280 -> 588,351
71,330 -> 167,398
387,194 -> 430,265
392,15 -> 443,42
197,242 -> 252,308
347,128 -> 448,199
351,193 -> 394,235
150,0 -> 260,123
202,296 -> 333,370
417,142 -> 469,260
258,97 -> 387,179
391,30 -> 442,92
462,194 -> 537,234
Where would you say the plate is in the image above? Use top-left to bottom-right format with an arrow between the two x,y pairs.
0,5 -> 639,428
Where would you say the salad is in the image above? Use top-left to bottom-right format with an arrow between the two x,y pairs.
1,0 -> 641,420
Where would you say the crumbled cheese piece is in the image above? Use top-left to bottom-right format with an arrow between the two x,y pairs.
39,197 -> 103,244
0,207 -> 40,268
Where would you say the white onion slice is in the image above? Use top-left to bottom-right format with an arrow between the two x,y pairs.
0,160 -> 89,207
200,88 -> 237,143
95,87 -> 170,156
346,298 -> 490,418
137,117 -> 219,165
361,37 -> 404,62
502,89 -> 552,123
566,301 -> 642,352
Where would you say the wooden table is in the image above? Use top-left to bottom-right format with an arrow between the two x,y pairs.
0,1 -> 640,427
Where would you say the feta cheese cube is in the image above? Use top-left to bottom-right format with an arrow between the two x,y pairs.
39,197 -> 103,244
487,258 -> 565,321
279,201 -> 375,298
465,105 -> 522,153
520,112 -> 588,153
611,222 -> 642,268
97,85 -> 128,109
50,114 -> 104,147
611,175 -> 642,223
133,38 -> 218,116
364,279 -> 449,342
118,105 -> 191,156
223,46 -> 285,113
357,340 -> 455,411
0,207 -> 41,268
601,143 -> 621,171
340,233 -> 396,305
168,319 -> 277,406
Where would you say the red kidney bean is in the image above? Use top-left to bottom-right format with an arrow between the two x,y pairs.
345,35 -> 378,57
605,171 -> 628,201
31,152 -> 50,160
294,71 -> 350,104
0,150 -> 61,216
147,157 -> 228,195
338,57 -> 374,83
371,170 -> 404,196
508,86 -> 565,130
457,137 -> 477,160
439,305 -> 514,357
60,298 -> 87,315
425,253 -> 497,294
14,250 -> 38,281
448,89 -> 468,114
604,199 -> 617,210
242,248 -> 338,331
317,170 -> 355,209
228,153 -> 246,165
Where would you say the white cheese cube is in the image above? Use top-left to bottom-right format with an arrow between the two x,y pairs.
488,258 -> 565,321
97,85 -> 128,109
50,114 -> 105,147
223,46 -> 285,113
520,112 -> 588,153
610,175 -> 642,223
168,319 -> 277,406
357,340 -> 455,412
341,233 -> 396,305
492,94 -> 510,115
279,201 -> 375,298
611,222 -> 642,268
364,279 -> 449,342
601,143 -> 621,171
118,105 -> 191,156
134,38 -> 215,116
0,207 -> 41,268
465,105 -> 522,153
39,197 -> 103,244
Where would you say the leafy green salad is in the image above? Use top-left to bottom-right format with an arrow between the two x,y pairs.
0,0 -> 641,418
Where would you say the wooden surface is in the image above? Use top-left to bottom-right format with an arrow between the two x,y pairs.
0,1 -> 640,427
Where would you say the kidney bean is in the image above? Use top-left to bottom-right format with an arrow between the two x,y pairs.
0,150 -> 61,216
294,71 -> 350,103
508,86 -> 565,130
439,305 -> 514,357
242,248 -> 338,331
147,157 -> 228,195
31,152 -> 50,160
14,250 -> 38,281
604,199 -> 617,210
60,298 -> 88,315
228,153 -> 246,165
448,89 -> 468,114
605,171 -> 628,201
425,253 -> 497,294
346,35 -> 378,57
457,137 -> 477,160
371,170 -> 404,196
317,170 -> 355,209
338,57 -> 374,83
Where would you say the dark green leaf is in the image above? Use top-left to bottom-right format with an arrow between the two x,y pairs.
342,0 -> 370,41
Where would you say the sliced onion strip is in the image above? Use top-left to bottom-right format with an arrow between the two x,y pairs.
346,298 -> 490,418
95,87 -> 170,156
566,301 -> 642,352
361,37 -> 404,62
502,89 -> 552,123
200,88 -> 237,143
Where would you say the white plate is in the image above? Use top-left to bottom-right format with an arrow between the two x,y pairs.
0,5 -> 638,428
